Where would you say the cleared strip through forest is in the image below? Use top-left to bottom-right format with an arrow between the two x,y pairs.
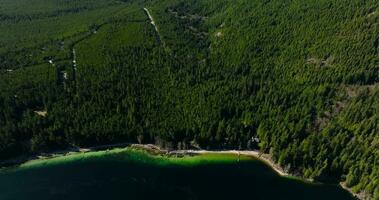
143,7 -> 167,49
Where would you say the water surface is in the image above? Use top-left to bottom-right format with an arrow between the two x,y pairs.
0,148 -> 356,200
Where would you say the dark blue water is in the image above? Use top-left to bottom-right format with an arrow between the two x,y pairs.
0,151 -> 356,200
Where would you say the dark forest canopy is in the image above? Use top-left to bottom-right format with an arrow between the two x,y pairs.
0,0 -> 378,198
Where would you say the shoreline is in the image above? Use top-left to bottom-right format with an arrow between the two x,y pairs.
340,181 -> 368,200
129,144 -> 288,176
169,149 -> 289,176
0,144 -> 290,178
0,143 -> 131,168
0,143 -> 360,199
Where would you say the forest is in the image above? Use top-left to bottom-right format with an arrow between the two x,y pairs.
0,0 -> 378,199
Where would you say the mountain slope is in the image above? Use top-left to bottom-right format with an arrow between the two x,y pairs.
0,0 -> 378,198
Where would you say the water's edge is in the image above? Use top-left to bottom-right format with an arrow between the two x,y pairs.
0,144 -> 359,199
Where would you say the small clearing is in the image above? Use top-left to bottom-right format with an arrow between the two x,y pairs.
307,56 -> 334,67
34,110 -> 47,117
367,11 -> 377,18
215,31 -> 223,37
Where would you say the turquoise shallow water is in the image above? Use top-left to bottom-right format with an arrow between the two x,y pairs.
0,148 -> 356,200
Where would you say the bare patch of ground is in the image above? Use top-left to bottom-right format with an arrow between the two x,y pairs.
168,8 -> 207,21
307,56 -> 334,68
345,83 -> 378,98
314,100 -> 347,132
167,8 -> 208,39
313,83 -> 378,131
34,110 -> 47,117
367,10 -> 377,18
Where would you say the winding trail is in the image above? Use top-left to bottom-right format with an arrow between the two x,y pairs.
71,48 -> 78,93
72,49 -> 77,72
143,8 -> 167,49
144,8 -> 158,33
69,25 -> 101,95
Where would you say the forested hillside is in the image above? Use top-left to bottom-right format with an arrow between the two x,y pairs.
0,0 -> 378,199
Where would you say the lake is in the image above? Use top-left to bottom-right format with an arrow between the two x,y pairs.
0,148 -> 356,200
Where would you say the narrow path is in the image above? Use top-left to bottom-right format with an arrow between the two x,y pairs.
143,8 -> 167,49
69,25 -> 102,95
48,59 -> 68,89
71,48 -> 78,94
72,49 -> 77,72
144,8 -> 159,34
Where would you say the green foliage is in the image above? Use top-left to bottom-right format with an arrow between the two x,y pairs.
0,0 -> 378,198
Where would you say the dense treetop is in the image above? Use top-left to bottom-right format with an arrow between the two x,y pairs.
0,0 -> 378,198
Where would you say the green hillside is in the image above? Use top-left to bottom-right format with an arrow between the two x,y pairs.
0,0 -> 378,198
